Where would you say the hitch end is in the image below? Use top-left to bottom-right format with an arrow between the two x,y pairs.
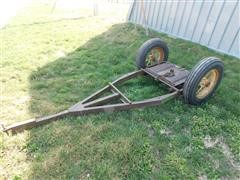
1,110 -> 69,134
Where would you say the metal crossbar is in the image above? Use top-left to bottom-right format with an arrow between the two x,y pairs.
2,63 -> 185,134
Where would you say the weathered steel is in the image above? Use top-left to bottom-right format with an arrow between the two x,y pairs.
2,62 -> 187,134
70,91 -> 178,114
81,85 -> 110,104
144,62 -> 189,87
112,70 -> 143,85
2,110 -> 69,133
109,82 -> 132,103
142,68 -> 179,92
83,93 -> 120,107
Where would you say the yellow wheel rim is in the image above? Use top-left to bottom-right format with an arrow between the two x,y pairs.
196,69 -> 219,99
146,47 -> 164,66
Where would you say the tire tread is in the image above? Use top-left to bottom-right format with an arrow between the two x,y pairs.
183,57 -> 224,105
136,38 -> 169,69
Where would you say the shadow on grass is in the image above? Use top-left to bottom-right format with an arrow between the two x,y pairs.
26,23 -> 240,179
27,23 -> 164,179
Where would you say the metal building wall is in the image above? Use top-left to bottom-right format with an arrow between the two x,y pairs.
127,0 -> 240,58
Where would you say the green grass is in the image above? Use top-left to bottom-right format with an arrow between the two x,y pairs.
1,2 -> 240,179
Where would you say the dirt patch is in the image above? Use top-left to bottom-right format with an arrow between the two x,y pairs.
148,127 -> 155,138
160,128 -> 172,136
203,136 -> 240,173
203,135 -> 219,148
198,174 -> 207,180
218,139 -> 240,172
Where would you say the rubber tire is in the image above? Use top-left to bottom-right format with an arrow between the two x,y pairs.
183,57 -> 224,105
136,38 -> 169,69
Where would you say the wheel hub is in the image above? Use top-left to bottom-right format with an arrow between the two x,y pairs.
196,69 -> 219,99
146,47 -> 164,66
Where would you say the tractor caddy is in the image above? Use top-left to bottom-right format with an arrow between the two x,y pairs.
2,38 -> 224,133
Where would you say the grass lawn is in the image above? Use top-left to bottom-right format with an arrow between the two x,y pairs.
1,1 -> 240,179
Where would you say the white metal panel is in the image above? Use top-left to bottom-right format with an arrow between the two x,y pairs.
136,1 -> 142,25
200,1 -> 224,45
208,1 -> 237,48
184,1 -> 200,40
130,1 -> 137,23
127,0 -> 240,58
162,1 -> 172,31
146,1 -> 153,26
156,1 -> 166,30
168,0 -> 179,34
179,1 -> 194,38
171,1 -> 185,36
219,6 -> 239,51
229,29 -> 240,57
190,0 -> 206,42
152,1 -> 160,28
196,1 -> 215,43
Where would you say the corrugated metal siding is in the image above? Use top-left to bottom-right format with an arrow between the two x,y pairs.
127,0 -> 240,58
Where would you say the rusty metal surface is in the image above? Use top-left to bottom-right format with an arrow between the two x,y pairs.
145,62 -> 189,86
70,91 -> 178,113
2,62 -> 186,134
3,110 -> 69,133
109,82 -> 132,103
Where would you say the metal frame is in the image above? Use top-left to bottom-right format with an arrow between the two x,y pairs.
2,62 -> 188,134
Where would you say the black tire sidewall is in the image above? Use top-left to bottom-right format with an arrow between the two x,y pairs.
136,38 -> 169,69
183,58 -> 224,105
